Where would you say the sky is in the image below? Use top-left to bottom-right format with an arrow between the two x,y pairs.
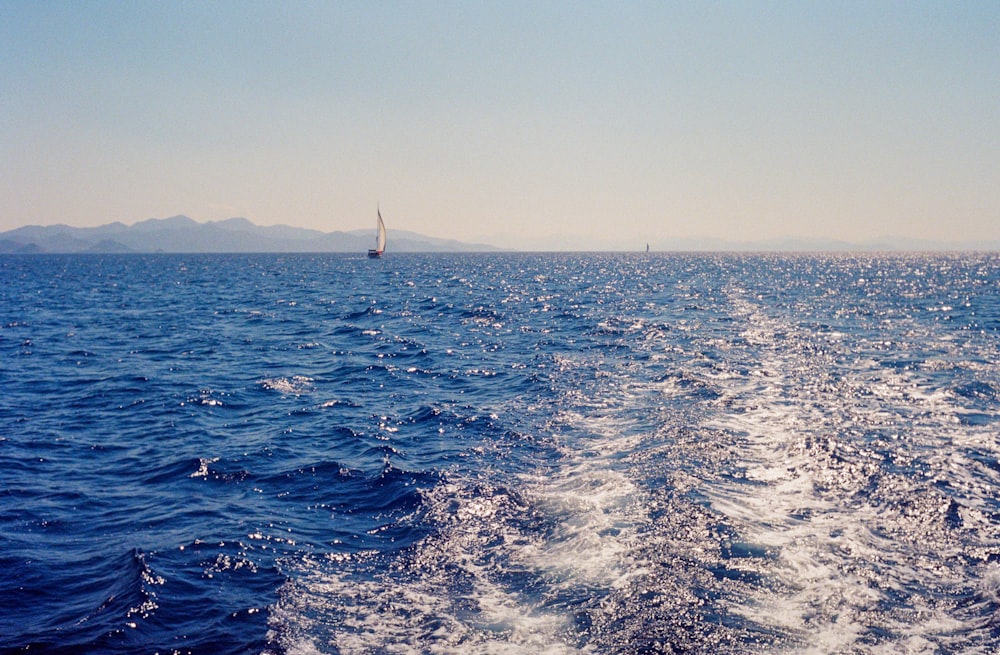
2,1 -> 999,250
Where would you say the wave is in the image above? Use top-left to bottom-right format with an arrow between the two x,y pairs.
5,253 -> 1000,654
0,548 -> 159,653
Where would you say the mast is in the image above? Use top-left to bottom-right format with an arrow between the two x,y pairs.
369,205 -> 386,257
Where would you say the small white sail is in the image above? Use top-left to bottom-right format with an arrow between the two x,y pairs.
376,209 -> 386,252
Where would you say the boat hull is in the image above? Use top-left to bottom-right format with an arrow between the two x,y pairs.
367,250 -> 382,258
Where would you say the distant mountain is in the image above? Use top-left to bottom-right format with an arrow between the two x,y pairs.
2,217 -> 996,254
670,236 -> 1000,252
482,231 -> 1000,253
0,216 -> 501,254
619,236 -> 1000,252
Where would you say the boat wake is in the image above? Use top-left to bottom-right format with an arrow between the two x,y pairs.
7,253 -> 1000,655
700,287 -> 1000,653
265,255 -> 1000,654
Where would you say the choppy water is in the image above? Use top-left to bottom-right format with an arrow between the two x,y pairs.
2,252 -> 1000,654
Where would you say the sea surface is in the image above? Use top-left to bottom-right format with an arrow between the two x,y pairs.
2,252 -> 1000,655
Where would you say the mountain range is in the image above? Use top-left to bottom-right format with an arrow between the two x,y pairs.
1,216 -> 997,253
0,216 -> 500,254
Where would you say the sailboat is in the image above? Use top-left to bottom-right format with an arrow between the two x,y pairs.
367,207 -> 386,258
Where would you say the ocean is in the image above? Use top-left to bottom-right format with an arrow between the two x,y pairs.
2,252 -> 999,654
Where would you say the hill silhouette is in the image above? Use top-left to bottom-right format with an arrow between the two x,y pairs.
0,216 -> 499,253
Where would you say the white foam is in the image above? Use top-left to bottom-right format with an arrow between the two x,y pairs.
269,516 -> 592,655
259,375 -> 314,395
703,287 -> 1000,653
268,355 -> 657,653
189,457 -> 219,478
519,463 -> 647,590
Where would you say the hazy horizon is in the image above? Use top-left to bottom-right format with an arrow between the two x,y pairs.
3,2 -> 999,250
4,213 -> 998,253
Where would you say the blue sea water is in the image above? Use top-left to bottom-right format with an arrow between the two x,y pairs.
2,252 -> 1000,654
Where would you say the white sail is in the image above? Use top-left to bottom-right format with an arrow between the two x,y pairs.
376,208 -> 386,252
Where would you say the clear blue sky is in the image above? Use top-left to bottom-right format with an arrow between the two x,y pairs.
3,1 -> 998,249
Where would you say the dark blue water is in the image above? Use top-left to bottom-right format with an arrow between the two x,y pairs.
2,252 -> 1000,654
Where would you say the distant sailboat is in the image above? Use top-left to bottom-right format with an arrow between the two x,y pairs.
367,207 -> 386,258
